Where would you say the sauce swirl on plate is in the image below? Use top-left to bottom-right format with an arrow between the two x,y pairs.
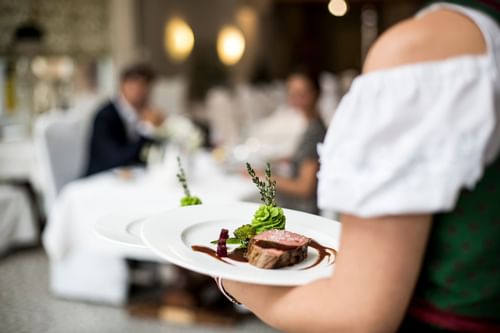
191,238 -> 336,270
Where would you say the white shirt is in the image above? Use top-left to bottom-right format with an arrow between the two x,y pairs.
113,95 -> 156,141
317,3 -> 500,217
113,95 -> 140,142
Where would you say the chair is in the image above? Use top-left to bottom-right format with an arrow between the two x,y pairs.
0,185 -> 38,256
33,98 -> 100,214
151,76 -> 187,115
206,88 -> 240,147
35,97 -> 129,305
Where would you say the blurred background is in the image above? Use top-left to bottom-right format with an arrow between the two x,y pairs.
0,0 -> 423,332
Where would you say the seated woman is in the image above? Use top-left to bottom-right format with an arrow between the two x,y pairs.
219,1 -> 500,332
271,70 -> 327,214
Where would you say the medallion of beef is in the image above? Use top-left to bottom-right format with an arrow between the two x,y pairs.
246,230 -> 310,269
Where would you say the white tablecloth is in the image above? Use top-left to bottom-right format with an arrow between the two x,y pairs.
41,152 -> 256,304
43,152 -> 255,261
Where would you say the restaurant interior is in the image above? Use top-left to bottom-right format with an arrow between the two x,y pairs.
1,0 -> 431,332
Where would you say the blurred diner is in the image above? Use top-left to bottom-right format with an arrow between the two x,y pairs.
255,69 -> 327,214
86,63 -> 165,176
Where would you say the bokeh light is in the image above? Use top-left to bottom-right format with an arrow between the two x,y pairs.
328,0 -> 349,17
164,17 -> 195,62
217,26 -> 245,66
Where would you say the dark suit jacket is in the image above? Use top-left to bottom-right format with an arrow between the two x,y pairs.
85,101 -> 152,176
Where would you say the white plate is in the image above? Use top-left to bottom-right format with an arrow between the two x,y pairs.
94,211 -> 150,248
141,202 -> 341,286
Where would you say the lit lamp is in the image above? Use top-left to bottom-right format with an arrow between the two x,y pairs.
328,0 -> 349,17
165,17 -> 194,62
217,26 -> 245,66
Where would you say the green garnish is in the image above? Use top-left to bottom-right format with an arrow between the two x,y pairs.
234,223 -> 256,241
180,196 -> 202,206
176,157 -> 202,207
246,162 -> 277,207
233,223 -> 256,248
210,162 -> 285,249
246,162 -> 285,233
251,205 -> 285,234
211,238 -> 242,245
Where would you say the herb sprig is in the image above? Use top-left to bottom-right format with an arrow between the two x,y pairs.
211,162 -> 283,250
176,156 -> 202,206
177,157 -> 191,198
246,162 -> 277,207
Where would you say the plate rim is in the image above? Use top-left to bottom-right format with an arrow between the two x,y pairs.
140,201 -> 341,286
94,211 -> 151,248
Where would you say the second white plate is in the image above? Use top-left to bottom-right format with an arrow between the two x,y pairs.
94,211 -> 150,248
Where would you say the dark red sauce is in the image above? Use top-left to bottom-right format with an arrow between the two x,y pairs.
191,245 -> 232,265
227,248 -> 248,262
252,239 -> 304,251
191,238 -> 336,270
300,239 -> 337,270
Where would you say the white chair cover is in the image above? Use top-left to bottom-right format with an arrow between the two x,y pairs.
248,105 -> 307,161
318,72 -> 341,125
235,82 -> 286,132
35,98 -> 130,305
206,88 -> 240,147
0,185 -> 38,255
33,99 -> 100,213
151,76 -> 187,115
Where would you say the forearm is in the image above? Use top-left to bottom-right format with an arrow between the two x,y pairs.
224,278 -> 365,333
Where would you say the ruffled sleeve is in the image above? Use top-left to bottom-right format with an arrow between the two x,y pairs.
317,55 -> 498,217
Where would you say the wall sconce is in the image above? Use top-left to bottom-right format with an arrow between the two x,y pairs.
164,17 -> 194,62
217,26 -> 245,66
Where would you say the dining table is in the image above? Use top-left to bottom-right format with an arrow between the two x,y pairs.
42,150 -> 258,304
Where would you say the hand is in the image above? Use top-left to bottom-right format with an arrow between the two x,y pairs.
140,107 -> 165,127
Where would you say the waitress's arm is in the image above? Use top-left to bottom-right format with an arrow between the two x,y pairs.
224,214 -> 432,333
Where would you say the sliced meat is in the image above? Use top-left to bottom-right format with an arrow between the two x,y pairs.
246,230 -> 310,269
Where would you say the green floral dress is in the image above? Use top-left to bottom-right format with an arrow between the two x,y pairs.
406,157 -> 500,331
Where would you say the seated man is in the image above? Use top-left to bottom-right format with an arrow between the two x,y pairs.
86,63 -> 164,176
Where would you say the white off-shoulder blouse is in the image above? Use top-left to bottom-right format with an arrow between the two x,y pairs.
317,3 -> 500,218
